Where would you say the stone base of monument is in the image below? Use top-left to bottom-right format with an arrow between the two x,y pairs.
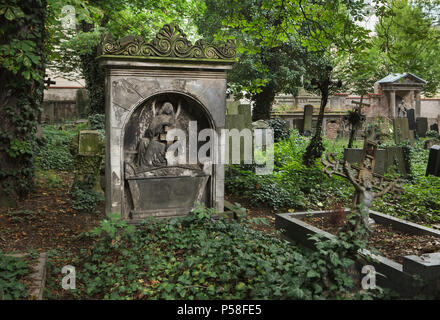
126,174 -> 209,220
276,210 -> 440,297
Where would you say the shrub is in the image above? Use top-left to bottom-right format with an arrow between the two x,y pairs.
88,113 -> 105,130
71,176 -> 104,213
0,252 -> 29,300
34,123 -> 86,171
267,118 -> 290,142
45,209 -> 384,300
226,129 -> 353,211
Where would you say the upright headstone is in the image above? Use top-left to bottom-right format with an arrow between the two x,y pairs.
386,146 -> 407,177
291,118 -> 304,132
225,104 -> 253,164
303,104 -> 313,136
393,118 -> 411,144
416,117 -> 428,138
70,130 -> 105,195
426,145 -> 440,177
407,109 -> 416,131
430,123 -> 439,133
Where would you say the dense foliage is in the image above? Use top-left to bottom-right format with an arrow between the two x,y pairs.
35,123 -> 87,171
227,127 -> 440,225
70,175 -> 104,213
226,129 -> 353,210
0,0 -> 46,201
0,252 -> 29,300
45,206 -> 383,300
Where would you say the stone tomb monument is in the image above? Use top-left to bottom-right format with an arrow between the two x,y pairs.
98,24 -> 236,221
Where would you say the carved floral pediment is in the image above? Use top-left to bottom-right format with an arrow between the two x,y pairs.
99,23 -> 236,61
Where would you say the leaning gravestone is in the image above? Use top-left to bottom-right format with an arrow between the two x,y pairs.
97,23 -> 235,221
426,145 -> 440,177
303,104 -> 313,136
386,146 -> 408,177
416,117 -> 428,138
291,118 -> 304,132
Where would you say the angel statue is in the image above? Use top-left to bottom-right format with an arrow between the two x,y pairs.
343,158 -> 395,234
137,99 -> 181,168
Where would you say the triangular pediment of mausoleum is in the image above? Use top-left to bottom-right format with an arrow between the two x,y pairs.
377,73 -> 427,85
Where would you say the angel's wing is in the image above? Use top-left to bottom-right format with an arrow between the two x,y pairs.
175,100 -> 181,119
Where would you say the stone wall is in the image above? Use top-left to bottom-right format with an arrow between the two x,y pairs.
41,87 -> 86,123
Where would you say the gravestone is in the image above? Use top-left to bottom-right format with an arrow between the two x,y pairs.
426,145 -> 440,177
430,123 -> 439,133
70,130 -> 105,195
303,104 -> 313,136
393,117 -> 414,145
416,117 -> 428,138
344,146 -> 407,177
98,23 -> 235,220
344,148 -> 387,175
291,118 -> 304,132
407,109 -> 416,131
225,104 -> 252,164
252,120 -> 270,145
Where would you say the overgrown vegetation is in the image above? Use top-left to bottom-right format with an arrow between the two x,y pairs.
34,123 -> 87,171
226,129 -> 354,211
45,205 -> 385,300
0,252 -> 29,300
227,126 -> 440,226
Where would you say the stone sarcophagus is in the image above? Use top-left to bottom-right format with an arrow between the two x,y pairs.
98,24 -> 235,221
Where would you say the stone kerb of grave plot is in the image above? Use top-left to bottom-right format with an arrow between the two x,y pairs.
276,211 -> 440,297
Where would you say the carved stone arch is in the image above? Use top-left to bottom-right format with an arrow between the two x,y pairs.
120,91 -> 216,219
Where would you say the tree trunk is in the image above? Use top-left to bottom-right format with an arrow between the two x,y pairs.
252,84 -> 276,121
303,88 -> 329,166
0,0 -> 47,205
347,95 -> 364,148
79,19 -> 106,115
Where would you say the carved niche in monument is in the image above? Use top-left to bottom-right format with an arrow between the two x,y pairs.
123,93 -> 212,219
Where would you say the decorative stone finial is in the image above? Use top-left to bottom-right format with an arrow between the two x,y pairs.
99,23 -> 236,61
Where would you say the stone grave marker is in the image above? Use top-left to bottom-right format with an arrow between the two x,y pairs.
386,146 -> 407,177
70,130 -> 105,195
291,118 -> 304,132
303,104 -> 313,136
407,109 -> 416,132
430,123 -> 439,133
426,145 -> 440,177
393,117 -> 414,145
416,117 -> 428,138
344,146 -> 407,177
225,103 -> 252,164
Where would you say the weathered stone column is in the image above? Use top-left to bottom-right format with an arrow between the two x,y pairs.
390,90 -> 396,118
415,90 -> 421,118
